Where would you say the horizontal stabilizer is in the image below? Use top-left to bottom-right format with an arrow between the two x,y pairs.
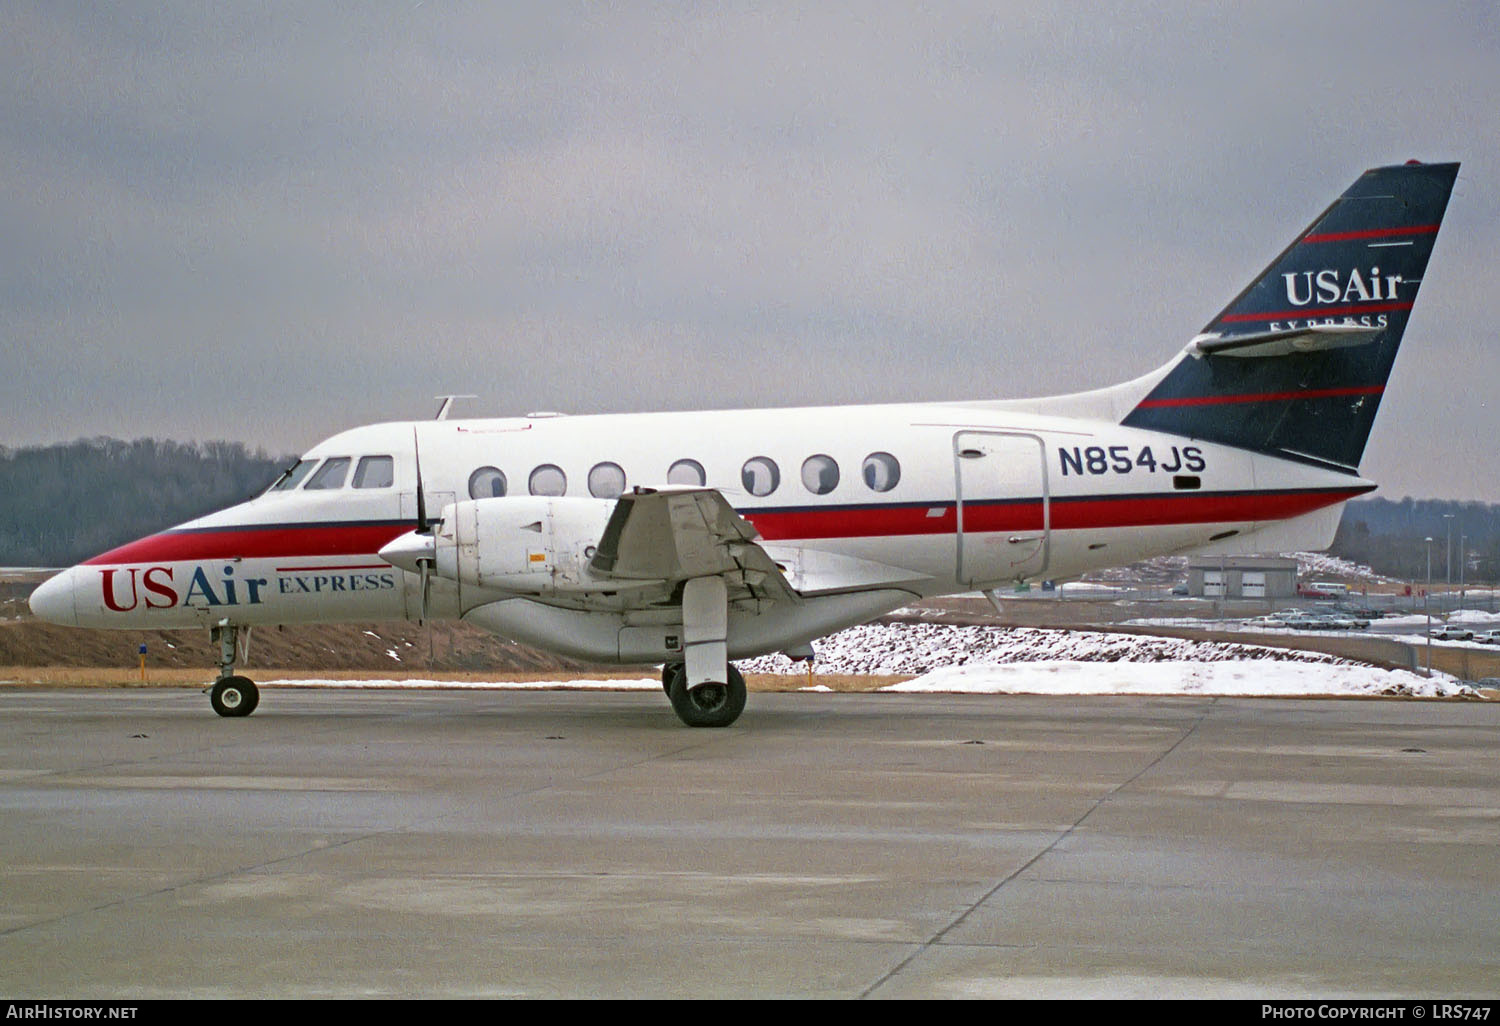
1189,323 -> 1381,359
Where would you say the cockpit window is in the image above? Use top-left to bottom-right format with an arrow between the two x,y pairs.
270,459 -> 316,492
353,455 -> 394,489
304,457 -> 351,490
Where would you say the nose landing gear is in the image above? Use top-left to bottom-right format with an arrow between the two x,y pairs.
208,623 -> 259,718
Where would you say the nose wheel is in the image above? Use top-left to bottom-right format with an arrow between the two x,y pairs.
210,675 -> 259,717
208,623 -> 259,718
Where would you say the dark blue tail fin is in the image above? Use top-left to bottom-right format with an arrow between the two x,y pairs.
1122,161 -> 1459,470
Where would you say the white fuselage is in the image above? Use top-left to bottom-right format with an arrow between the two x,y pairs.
30,396 -> 1368,664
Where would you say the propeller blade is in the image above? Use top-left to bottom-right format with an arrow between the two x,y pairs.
413,427 -> 429,533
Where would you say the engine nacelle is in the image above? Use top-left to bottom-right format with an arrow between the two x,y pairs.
432,496 -> 619,595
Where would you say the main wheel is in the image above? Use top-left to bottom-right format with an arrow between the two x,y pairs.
661,662 -> 683,694
210,675 -> 258,718
667,664 -> 746,728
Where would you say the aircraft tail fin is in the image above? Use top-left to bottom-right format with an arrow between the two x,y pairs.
1121,161 -> 1459,471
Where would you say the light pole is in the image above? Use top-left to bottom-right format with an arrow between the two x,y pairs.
1459,528 -> 1466,607
1444,513 -> 1454,608
1425,536 -> 1434,675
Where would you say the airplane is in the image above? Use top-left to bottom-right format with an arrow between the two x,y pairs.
29,160 -> 1459,728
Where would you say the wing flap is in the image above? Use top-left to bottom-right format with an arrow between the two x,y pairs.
760,544 -> 933,596
590,487 -> 798,602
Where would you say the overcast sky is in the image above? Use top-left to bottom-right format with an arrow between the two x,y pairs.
3,2 -> 1497,500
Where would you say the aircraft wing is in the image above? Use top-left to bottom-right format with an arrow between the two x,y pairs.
589,487 -> 800,603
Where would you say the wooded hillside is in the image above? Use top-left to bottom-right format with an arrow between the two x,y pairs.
0,438 -> 290,567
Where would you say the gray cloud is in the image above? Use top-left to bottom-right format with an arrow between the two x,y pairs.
2,1 -> 1497,499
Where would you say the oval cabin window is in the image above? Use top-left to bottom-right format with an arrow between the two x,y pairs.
528,464 -> 567,497
741,457 -> 780,497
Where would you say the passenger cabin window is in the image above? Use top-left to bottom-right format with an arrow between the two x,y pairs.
801,454 -> 839,495
469,466 -> 507,499
588,462 -> 627,499
741,457 -> 780,497
668,459 -> 706,487
271,459 -> 316,491
529,464 -> 567,497
304,457 -> 351,490
862,452 -> 901,492
353,455 -> 394,489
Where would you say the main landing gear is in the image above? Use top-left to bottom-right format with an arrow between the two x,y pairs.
661,576 -> 747,728
208,623 -> 258,718
661,662 -> 746,729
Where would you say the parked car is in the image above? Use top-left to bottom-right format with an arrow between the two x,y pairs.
1246,615 -> 1288,627
1281,615 -> 1326,630
1309,614 -> 1356,630
1473,629 -> 1500,645
1430,625 -> 1474,640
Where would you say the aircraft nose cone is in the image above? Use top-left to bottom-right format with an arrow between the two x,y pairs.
378,531 -> 436,575
29,570 -> 78,626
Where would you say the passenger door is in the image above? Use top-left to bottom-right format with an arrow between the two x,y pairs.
954,431 -> 1050,587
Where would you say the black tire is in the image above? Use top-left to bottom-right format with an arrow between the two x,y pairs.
666,663 -> 746,728
661,662 -> 683,693
240,679 -> 260,715
210,675 -> 258,718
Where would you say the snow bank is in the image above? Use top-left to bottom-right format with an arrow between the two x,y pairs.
886,660 -> 1462,698
736,623 -> 1348,676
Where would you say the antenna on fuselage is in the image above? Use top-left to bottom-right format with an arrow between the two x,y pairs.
433,394 -> 477,420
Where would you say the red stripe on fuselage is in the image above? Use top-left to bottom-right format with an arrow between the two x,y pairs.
745,488 -> 1364,540
82,523 -> 413,565
1135,385 -> 1384,410
81,488 -> 1364,567
1049,489 -> 1363,529
746,504 -> 957,540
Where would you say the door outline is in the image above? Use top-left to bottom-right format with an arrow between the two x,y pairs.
954,431 -> 1050,586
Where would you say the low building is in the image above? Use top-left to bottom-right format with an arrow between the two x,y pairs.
1185,556 -> 1299,599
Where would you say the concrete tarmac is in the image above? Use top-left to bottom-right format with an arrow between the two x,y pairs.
0,687 -> 1496,999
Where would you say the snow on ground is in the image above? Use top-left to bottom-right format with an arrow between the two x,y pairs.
888,661 -> 1457,698
1287,551 -> 1392,583
741,622 -> 1469,697
735,623 -> 1350,676
1446,608 -> 1500,624
264,623 -> 1475,699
